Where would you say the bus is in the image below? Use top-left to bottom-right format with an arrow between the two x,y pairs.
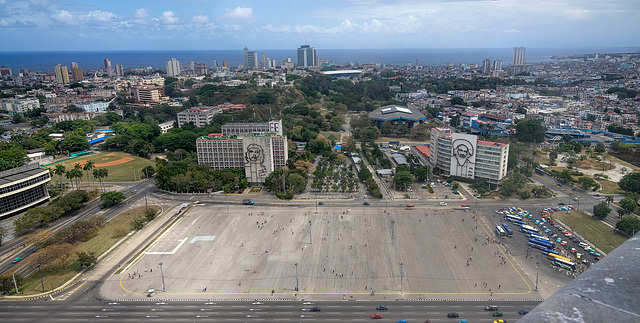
495,225 -> 506,239
501,223 -> 513,237
529,238 -> 555,249
513,220 -> 526,226
531,237 -> 555,248
542,248 -> 557,255
521,225 -> 540,234
529,233 -> 549,241
529,243 -> 545,251
548,253 -> 572,262
505,214 -> 523,222
535,168 -> 546,175
552,258 -> 576,271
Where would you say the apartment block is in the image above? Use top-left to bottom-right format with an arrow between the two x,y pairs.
131,85 -> 165,104
221,119 -> 283,136
177,106 -> 222,127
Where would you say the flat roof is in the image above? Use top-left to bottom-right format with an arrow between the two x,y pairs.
369,105 -> 427,122
413,145 -> 430,158
477,139 -> 508,147
0,167 -> 48,186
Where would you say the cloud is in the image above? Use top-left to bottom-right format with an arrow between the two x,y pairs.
159,11 -> 179,24
86,10 -> 116,22
134,8 -> 148,19
191,15 -> 209,23
225,6 -> 252,19
52,10 -> 75,25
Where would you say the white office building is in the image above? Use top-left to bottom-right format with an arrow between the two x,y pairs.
166,58 -> 181,77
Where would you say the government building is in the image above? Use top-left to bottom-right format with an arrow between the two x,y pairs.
0,164 -> 51,219
430,127 -> 508,185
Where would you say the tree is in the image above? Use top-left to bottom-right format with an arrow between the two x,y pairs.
75,251 -> 97,269
450,115 -> 460,127
393,170 -> 413,190
450,97 -> 465,105
518,190 -> 531,199
60,135 -> 90,152
83,160 -> 95,184
413,166 -> 430,182
619,173 -> 640,194
0,226 -> 6,246
141,166 -> 155,178
515,106 -> 527,114
53,164 -> 67,191
93,168 -> 109,192
605,195 -> 614,205
286,173 -> 307,194
100,191 -> 126,208
594,142 -> 606,153
619,197 -> 637,215
615,216 -> 640,236
577,176 -> 599,190
0,273 -> 22,294
593,202 -> 611,220
515,119 -> 546,143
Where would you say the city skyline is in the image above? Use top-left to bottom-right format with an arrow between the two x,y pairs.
1,0 -> 639,51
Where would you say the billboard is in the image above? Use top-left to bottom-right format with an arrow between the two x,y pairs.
449,133 -> 476,179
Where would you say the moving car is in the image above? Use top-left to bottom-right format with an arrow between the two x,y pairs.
558,202 -> 565,206
406,205 -> 415,208
439,202 -> 447,206
310,306 -> 321,312
12,257 -> 21,263
318,202 -> 324,205
363,202 -> 370,205
492,312 -> 503,317
447,312 -> 459,318
519,309 -> 530,315
485,305 -> 499,311
461,204 -> 470,207
193,201 -> 202,204
376,305 -> 388,310
371,313 -> 383,319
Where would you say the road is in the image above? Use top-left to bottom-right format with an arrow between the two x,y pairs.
0,299 -> 540,322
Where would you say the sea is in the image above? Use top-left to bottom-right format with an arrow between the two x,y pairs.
1,47 -> 639,72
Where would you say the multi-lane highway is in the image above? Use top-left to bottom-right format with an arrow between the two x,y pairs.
0,299 -> 540,322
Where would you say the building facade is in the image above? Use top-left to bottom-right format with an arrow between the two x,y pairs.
297,44 -> 316,67
0,164 -> 51,219
158,121 -> 175,134
513,47 -> 526,65
43,111 -> 105,123
166,58 -> 181,77
54,64 -> 69,85
131,85 -> 165,104
221,120 -> 283,136
196,133 -> 288,185
70,62 -> 83,82
243,47 -> 258,69
430,127 -> 508,184
177,106 -> 222,127
1,97 -> 40,115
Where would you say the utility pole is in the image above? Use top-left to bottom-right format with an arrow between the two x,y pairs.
391,220 -> 396,245
37,263 -> 44,292
535,261 -> 540,291
400,262 -> 404,293
308,221 -> 312,244
315,192 -> 318,214
12,274 -> 18,293
294,263 -> 299,292
145,193 -> 148,210
159,262 -> 166,292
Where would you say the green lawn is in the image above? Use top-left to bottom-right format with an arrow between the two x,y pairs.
13,205 -> 160,296
596,179 -> 624,195
554,210 -> 627,254
45,151 -> 155,182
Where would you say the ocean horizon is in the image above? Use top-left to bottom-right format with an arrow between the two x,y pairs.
1,47 -> 639,72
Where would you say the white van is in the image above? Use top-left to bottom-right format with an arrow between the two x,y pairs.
578,242 -> 589,249
439,202 -> 447,206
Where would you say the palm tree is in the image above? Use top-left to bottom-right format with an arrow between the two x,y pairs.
73,163 -> 83,187
70,169 -> 83,191
83,160 -> 95,185
93,168 -> 109,192
605,195 -> 614,205
53,164 -> 67,192
65,170 -> 76,190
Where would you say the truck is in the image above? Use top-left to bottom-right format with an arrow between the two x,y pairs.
242,199 -> 254,205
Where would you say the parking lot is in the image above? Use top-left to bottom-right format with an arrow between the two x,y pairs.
103,203 -> 546,300
386,179 -> 465,200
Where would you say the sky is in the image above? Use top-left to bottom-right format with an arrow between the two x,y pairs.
1,0 -> 639,51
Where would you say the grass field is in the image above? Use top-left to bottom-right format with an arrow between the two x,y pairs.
554,210 -> 627,254
45,151 -> 155,183
15,205 -> 160,296
596,179 -> 625,195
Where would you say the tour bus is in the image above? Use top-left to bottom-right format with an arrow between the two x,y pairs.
529,238 -> 554,250
495,225 -> 506,239
529,232 -> 549,241
505,214 -> 524,222
513,220 -> 527,226
501,223 -> 514,237
542,248 -> 558,255
552,258 -> 577,271
535,168 -> 546,176
531,237 -> 555,249
521,224 -> 540,234
548,253 -> 572,263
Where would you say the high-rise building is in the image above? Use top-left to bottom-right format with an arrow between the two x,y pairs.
513,47 -> 526,65
0,66 -> 12,76
115,63 -> 124,77
243,47 -> 258,69
166,58 -> 181,77
297,44 -> 316,67
104,59 -> 114,77
54,64 -> 69,85
70,62 -> 83,82
492,59 -> 502,71
177,106 -> 222,127
131,85 -> 165,103
482,59 -> 492,74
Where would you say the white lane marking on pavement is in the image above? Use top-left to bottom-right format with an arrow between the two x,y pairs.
146,238 -> 188,254
190,236 -> 216,243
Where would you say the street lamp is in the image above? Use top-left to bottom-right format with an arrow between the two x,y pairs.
308,221 -> 312,244
535,261 -> 540,291
315,192 -> 318,214
400,262 -> 404,293
294,263 -> 299,292
37,263 -> 44,292
159,262 -> 166,292
391,220 -> 396,245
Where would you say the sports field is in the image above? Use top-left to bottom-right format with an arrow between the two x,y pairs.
45,151 -> 155,183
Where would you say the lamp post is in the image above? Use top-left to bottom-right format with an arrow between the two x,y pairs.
37,263 -> 44,292
400,262 -> 404,293
391,220 -> 396,245
159,262 -> 166,292
294,263 -> 299,292
535,261 -> 540,291
315,192 -> 318,214
308,221 -> 312,244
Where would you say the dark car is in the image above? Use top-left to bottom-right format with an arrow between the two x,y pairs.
376,305 -> 388,310
447,312 -> 459,318
310,306 -> 321,312
519,309 -> 530,315
558,202 -> 565,206
364,202 -> 370,205
318,202 -> 324,205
